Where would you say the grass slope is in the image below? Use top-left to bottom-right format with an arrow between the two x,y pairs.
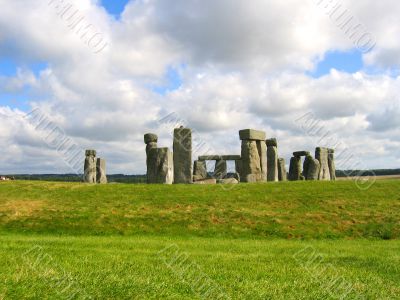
0,180 -> 399,239
0,235 -> 399,299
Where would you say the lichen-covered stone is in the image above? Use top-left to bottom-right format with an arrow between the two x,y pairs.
84,150 -> 96,184
258,140 -> 267,180
266,138 -> 277,147
315,147 -> 331,180
193,178 -> 217,185
304,155 -> 320,180
96,158 -> 107,184
278,158 -> 287,181
328,148 -> 336,181
288,156 -> 301,181
293,151 -> 310,157
173,127 -> 192,184
267,144 -> 278,182
144,133 -> 158,144
147,147 -> 173,184
193,160 -> 207,180
217,178 -> 239,184
214,159 -> 227,179
239,129 -> 266,141
240,140 -> 261,182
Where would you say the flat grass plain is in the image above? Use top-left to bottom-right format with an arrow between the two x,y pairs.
0,179 -> 399,299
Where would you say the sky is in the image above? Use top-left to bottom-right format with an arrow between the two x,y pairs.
0,0 -> 399,174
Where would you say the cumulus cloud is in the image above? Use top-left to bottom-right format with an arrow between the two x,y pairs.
0,0 -> 399,174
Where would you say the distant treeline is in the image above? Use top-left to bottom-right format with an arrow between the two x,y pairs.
4,169 -> 400,183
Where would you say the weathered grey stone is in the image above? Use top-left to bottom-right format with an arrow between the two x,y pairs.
146,142 -> 157,156
144,133 -> 158,144
173,127 -> 192,184
221,155 -> 241,161
278,158 -> 287,181
147,147 -> 173,184
239,129 -> 266,141
214,159 -> 227,179
328,149 -> 336,181
293,151 -> 310,157
240,140 -> 262,182
267,144 -> 278,182
193,160 -> 207,180
217,178 -> 239,184
258,140 -> 267,180
193,178 -> 217,185
304,156 -> 320,180
288,156 -> 302,181
266,138 -> 277,147
235,160 -> 242,177
96,158 -> 107,184
198,155 -> 222,161
84,150 -> 97,184
315,147 -> 331,180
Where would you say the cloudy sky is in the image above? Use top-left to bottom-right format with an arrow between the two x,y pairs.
0,0 -> 399,174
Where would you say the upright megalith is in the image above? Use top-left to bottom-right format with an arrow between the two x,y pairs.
173,127 -> 193,184
96,158 -> 107,184
288,156 -> 301,181
328,149 -> 336,181
303,155 -> 320,180
278,158 -> 287,181
214,159 -> 227,180
266,138 -> 278,182
147,147 -> 174,184
84,150 -> 97,183
193,160 -> 207,181
315,147 -> 331,180
239,129 -> 267,182
144,133 -> 158,170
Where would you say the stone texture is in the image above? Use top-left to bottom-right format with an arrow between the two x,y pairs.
328,148 -> 336,181
239,129 -> 266,141
84,150 -> 97,184
293,151 -> 310,157
217,178 -> 239,184
240,140 -> 262,182
288,156 -> 302,181
266,138 -> 277,147
304,156 -> 320,180
221,155 -> 241,160
173,127 -> 192,184
214,159 -> 227,179
193,178 -> 217,185
144,133 -> 158,144
147,147 -> 173,184
193,160 -> 207,180
96,158 -> 107,184
258,140 -> 267,180
198,155 -> 222,161
278,158 -> 287,181
235,160 -> 242,178
267,144 -> 278,182
315,147 -> 331,180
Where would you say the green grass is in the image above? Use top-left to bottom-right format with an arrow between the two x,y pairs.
0,180 -> 399,299
0,180 -> 399,239
0,235 -> 399,299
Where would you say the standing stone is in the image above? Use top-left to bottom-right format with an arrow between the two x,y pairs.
147,147 -> 173,184
278,158 -> 287,181
304,155 -> 320,180
96,158 -> 107,184
144,133 -> 159,183
173,127 -> 192,184
214,159 -> 227,180
266,138 -> 278,182
288,156 -> 301,181
84,150 -> 97,184
239,129 -> 266,183
328,149 -> 336,181
315,147 -> 331,180
193,160 -> 207,181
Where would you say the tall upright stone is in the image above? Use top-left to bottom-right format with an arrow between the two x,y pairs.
303,155 -> 320,180
84,150 -> 97,184
214,159 -> 227,180
96,158 -> 107,184
147,147 -> 174,184
278,158 -> 287,181
193,160 -> 207,181
328,149 -> 336,181
288,156 -> 301,181
173,127 -> 192,184
239,129 -> 267,182
266,138 -> 278,182
144,133 -> 158,183
315,147 -> 331,180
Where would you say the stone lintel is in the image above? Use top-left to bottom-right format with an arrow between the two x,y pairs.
293,151 -> 310,157
239,129 -> 266,141
266,138 -> 277,147
144,133 -> 158,144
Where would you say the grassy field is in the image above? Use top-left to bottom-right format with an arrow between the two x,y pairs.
0,179 -> 399,299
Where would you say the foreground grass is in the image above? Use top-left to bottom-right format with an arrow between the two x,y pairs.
0,234 -> 399,299
0,180 -> 399,239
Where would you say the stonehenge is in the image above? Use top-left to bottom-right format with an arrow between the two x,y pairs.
144,133 -> 173,184
173,127 -> 193,184
143,127 -> 336,185
84,150 -> 107,184
239,129 -> 267,182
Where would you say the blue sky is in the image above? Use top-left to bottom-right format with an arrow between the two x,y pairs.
100,0 -> 130,18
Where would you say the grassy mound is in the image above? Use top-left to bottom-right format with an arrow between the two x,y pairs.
0,180 -> 399,239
